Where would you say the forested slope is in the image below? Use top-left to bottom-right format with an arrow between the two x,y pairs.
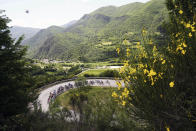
24,0 -> 167,61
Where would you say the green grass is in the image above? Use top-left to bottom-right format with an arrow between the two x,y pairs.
50,87 -> 117,110
35,60 -> 123,69
78,69 -> 109,77
82,62 -> 115,68
46,71 -> 55,75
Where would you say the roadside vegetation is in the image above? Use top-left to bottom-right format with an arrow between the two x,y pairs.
78,69 -> 120,77
48,85 -> 144,131
29,60 -> 122,89
112,0 -> 196,130
29,63 -> 82,89
50,87 -> 117,111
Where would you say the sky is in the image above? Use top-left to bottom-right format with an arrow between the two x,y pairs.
0,0 -> 150,29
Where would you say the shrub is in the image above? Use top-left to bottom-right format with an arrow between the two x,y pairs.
84,74 -> 95,77
99,70 -> 119,77
113,0 -> 196,130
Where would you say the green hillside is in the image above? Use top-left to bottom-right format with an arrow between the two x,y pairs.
25,0 -> 168,62
10,26 -> 40,41
23,26 -> 65,57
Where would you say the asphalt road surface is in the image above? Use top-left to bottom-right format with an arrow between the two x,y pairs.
38,79 -> 125,112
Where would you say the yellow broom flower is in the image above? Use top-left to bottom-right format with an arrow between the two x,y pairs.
116,48 -> 120,54
148,69 -> 157,77
179,10 -> 183,14
112,92 -> 118,98
169,81 -> 175,88
122,101 -> 126,106
189,33 -> 192,38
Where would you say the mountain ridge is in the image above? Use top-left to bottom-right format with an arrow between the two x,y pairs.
10,26 -> 40,41
24,0 -> 167,62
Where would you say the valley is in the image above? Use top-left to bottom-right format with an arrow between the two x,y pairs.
1,0 -> 195,130
11,0 -> 167,62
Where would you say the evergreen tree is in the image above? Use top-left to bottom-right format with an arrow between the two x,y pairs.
0,10 -> 33,130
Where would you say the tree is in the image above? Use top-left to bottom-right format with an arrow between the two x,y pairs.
0,10 -> 33,130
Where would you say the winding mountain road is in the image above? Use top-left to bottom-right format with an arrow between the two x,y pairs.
38,79 -> 125,112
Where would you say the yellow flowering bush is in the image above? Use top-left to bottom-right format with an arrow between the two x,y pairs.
113,0 -> 196,130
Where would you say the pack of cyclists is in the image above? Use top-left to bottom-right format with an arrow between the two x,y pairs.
47,80 -> 110,103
